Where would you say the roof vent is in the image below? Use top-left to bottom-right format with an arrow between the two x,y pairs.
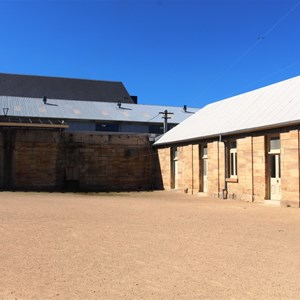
117,101 -> 121,108
43,96 -> 47,104
3,107 -> 9,117
183,105 -> 187,112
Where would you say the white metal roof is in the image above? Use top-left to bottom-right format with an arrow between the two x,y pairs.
0,96 -> 198,124
155,76 -> 300,145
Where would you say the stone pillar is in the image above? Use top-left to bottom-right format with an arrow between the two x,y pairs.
0,131 -> 3,188
218,141 -> 225,197
236,136 -> 253,201
280,130 -> 300,207
192,144 -> 200,194
179,144 -> 198,194
252,136 -> 267,202
208,141 -> 220,197
184,145 -> 193,193
176,146 -> 183,190
157,147 -> 171,190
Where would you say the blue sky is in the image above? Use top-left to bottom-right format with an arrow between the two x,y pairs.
0,0 -> 300,108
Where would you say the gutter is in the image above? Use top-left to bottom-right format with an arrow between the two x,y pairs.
154,119 -> 300,147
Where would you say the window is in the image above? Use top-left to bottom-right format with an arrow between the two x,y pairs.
172,147 -> 178,161
96,123 -> 119,132
269,137 -> 280,154
148,125 -> 164,134
268,136 -> 281,180
229,141 -> 237,177
202,145 -> 208,157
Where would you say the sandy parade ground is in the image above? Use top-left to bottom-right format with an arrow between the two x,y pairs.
0,191 -> 300,300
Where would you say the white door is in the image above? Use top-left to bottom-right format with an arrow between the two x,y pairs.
270,154 -> 281,200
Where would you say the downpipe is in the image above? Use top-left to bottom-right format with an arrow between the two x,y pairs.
219,134 -> 228,199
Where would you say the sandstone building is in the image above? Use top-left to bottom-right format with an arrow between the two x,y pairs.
155,76 -> 300,207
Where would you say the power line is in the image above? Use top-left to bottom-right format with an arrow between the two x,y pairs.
246,59 -> 300,89
146,113 -> 160,122
263,0 -> 300,38
202,0 -> 300,97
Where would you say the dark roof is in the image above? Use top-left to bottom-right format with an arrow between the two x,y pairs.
0,73 -> 134,103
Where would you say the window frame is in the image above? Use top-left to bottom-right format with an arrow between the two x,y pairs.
228,141 -> 238,178
268,137 -> 280,154
201,144 -> 208,177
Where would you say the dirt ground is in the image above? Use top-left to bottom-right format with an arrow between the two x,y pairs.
0,191 -> 300,300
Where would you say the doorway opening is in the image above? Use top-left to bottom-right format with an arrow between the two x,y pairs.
267,137 -> 281,201
200,144 -> 208,193
171,147 -> 178,189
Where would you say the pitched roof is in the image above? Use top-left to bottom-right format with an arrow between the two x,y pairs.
155,76 -> 300,145
0,73 -> 134,103
0,95 -> 198,124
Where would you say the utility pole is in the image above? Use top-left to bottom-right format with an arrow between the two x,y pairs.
159,109 -> 174,133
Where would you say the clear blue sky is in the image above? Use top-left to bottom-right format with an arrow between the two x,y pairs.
0,0 -> 300,108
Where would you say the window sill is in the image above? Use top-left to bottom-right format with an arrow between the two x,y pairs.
226,177 -> 238,183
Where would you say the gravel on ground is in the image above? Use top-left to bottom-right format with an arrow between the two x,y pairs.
0,191 -> 300,299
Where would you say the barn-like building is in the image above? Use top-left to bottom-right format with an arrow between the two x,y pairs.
0,73 -> 197,192
0,73 -> 197,134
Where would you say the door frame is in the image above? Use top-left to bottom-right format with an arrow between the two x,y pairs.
266,136 -> 281,200
171,147 -> 178,189
199,144 -> 208,193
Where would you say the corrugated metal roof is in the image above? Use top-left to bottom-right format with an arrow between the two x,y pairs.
155,76 -> 300,145
0,96 -> 198,124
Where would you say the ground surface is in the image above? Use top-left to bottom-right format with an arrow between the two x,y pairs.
0,191 -> 300,300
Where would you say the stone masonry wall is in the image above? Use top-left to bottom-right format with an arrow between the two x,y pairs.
280,130 -> 300,207
207,141 -> 220,197
157,145 -> 200,194
252,136 -> 267,202
14,130 -> 61,189
0,129 -> 157,191
157,147 -> 171,190
177,146 -> 190,192
192,144 -> 200,194
0,131 -> 3,187
156,128 -> 300,207
226,137 -> 253,202
177,145 -> 198,194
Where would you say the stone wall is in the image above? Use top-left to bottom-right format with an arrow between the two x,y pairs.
252,136 -> 267,202
226,137 -> 253,201
192,144 -> 200,194
178,145 -> 191,192
207,141 -> 220,197
280,130 -> 300,207
0,128 -> 159,191
157,147 -> 171,190
156,128 -> 300,207
0,131 -> 3,187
